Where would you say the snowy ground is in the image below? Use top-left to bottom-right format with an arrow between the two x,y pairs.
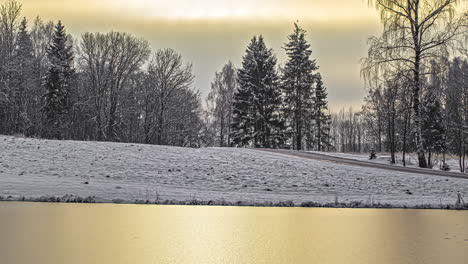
311,151 -> 466,173
0,135 -> 467,207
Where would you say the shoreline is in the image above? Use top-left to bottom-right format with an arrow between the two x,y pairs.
1,195 -> 467,210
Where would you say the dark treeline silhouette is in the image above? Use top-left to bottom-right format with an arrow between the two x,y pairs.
0,0 -> 332,151
0,0 -> 203,147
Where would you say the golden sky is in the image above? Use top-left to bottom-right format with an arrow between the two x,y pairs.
16,0 -> 387,109
23,0 -> 379,22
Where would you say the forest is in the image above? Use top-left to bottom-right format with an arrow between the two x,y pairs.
0,0 -> 467,172
0,0 -> 332,150
333,0 -> 468,172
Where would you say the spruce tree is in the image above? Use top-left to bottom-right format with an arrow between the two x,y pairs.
282,23 -> 318,150
313,73 -> 332,151
231,36 -> 284,148
12,17 -> 35,133
422,94 -> 445,167
15,18 -> 35,65
42,21 -> 74,139
422,65 -> 445,168
230,79 -> 253,147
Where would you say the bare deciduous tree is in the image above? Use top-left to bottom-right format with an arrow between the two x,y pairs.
362,0 -> 468,168
144,49 -> 194,145
206,61 -> 238,147
0,0 -> 22,134
79,31 -> 150,141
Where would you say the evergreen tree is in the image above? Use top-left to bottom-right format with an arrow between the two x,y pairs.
231,36 -> 284,148
313,73 -> 332,151
230,77 -> 253,146
445,58 -> 467,172
11,17 -> 36,133
422,61 -> 446,168
15,18 -> 35,66
42,21 -> 74,139
282,23 -> 318,150
421,91 -> 445,168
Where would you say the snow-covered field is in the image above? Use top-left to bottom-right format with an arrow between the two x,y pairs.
311,151 -> 465,173
0,135 -> 467,207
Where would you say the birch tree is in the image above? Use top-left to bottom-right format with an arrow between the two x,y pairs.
206,61 -> 238,147
362,0 -> 467,168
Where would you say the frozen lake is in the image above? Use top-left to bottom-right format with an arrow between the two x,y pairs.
1,202 -> 468,264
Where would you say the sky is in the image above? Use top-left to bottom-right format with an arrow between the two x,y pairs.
18,0 -> 385,110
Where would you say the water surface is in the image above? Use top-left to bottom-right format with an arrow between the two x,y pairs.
0,202 -> 467,264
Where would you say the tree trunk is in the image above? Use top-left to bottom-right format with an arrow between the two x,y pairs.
413,49 -> 428,168
144,101 -> 151,144
428,148 -> 432,169
378,115 -> 382,152
106,94 -> 118,141
157,102 -> 165,145
317,116 -> 321,151
462,144 -> 466,173
220,114 -> 225,147
391,108 -> 396,164
402,110 -> 409,167
296,107 -> 302,151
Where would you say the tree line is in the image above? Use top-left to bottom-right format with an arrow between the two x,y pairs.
0,0 -> 203,146
2,0 -> 467,171
336,57 -> 468,172
335,0 -> 468,172
1,0 -> 332,151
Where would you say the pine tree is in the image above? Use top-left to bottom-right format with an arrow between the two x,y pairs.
42,21 -> 74,139
282,23 -> 318,150
231,36 -> 284,148
313,73 -> 332,151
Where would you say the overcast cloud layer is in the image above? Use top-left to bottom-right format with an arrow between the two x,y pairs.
21,0 -> 386,109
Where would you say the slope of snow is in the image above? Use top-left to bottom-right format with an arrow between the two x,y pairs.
0,136 -> 467,206
311,151 -> 465,173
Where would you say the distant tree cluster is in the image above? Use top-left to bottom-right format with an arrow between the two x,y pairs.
0,0 -> 203,147
207,24 -> 332,151
344,0 -> 468,171
331,57 -> 468,173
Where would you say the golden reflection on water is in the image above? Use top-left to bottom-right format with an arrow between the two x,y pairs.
0,202 -> 467,264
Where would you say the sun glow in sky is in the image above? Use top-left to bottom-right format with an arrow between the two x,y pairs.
105,0 -> 377,21
16,0 -> 398,108
23,0 -> 379,22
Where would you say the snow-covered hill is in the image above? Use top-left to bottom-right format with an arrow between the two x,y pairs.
0,136 -> 467,207
310,151 -> 465,173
